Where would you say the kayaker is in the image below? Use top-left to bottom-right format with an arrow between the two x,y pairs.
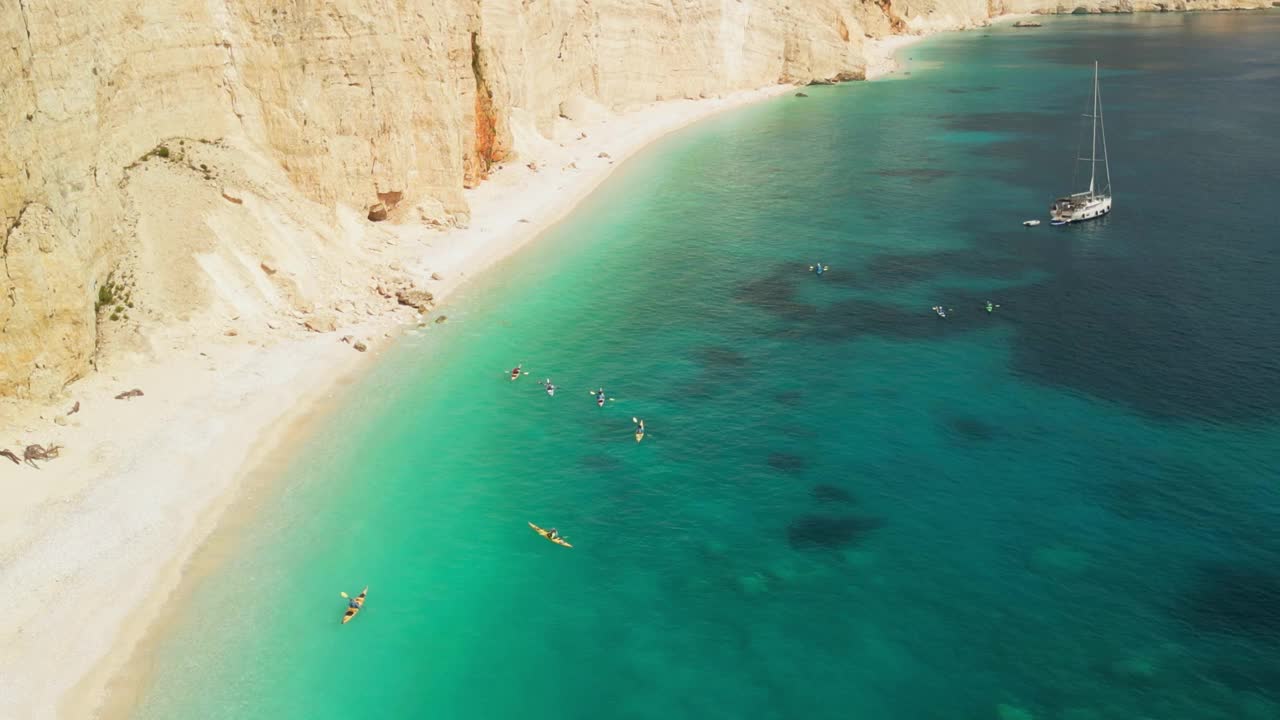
809,262 -> 828,276
595,388 -> 606,407
510,364 -> 522,380
635,418 -> 645,433
547,528 -> 560,540
348,598 -> 361,610
985,300 -> 994,313
545,379 -> 556,396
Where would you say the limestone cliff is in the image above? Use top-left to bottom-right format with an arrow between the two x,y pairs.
0,0 -> 1271,399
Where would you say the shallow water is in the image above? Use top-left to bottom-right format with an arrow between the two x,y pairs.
133,13 -> 1280,720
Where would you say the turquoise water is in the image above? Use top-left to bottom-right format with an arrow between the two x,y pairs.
133,13 -> 1280,720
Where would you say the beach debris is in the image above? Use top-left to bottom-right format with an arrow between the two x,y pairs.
795,92 -> 809,97
1013,20 -> 1043,27
259,261 -> 277,275
434,315 -> 447,324
23,443 -> 62,468
340,335 -> 353,344
221,190 -> 243,205
564,162 -> 578,171
597,151 -> 611,159
353,341 -> 368,352
518,218 -> 530,223
395,289 -> 434,313
366,203 -> 389,222
224,329 -> 238,337
1,449 -> 19,465
430,272 -> 443,281
526,161 -> 539,172
67,401 -> 80,416
114,388 -> 144,400
54,416 -> 68,426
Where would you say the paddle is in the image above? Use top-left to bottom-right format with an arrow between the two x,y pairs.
340,591 -> 349,599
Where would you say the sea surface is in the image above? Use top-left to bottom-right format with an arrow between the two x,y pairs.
132,13 -> 1280,720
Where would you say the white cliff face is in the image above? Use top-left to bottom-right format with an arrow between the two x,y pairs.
0,0 -> 1271,398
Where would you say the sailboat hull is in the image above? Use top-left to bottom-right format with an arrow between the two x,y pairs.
1051,195 -> 1111,224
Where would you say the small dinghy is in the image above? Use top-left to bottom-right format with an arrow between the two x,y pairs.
1023,219 -> 1041,227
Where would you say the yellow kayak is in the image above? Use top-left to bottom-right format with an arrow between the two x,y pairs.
529,522 -> 572,548
342,586 -> 367,624
635,430 -> 644,443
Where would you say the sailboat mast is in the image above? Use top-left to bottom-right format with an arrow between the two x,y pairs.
1089,61 -> 1098,197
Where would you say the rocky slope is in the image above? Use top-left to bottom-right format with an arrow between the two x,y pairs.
0,0 -> 1271,400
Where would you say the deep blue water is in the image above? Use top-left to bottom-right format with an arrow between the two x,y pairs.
133,12 -> 1280,720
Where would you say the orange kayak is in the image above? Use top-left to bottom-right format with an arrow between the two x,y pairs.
342,586 -> 368,624
529,522 -> 572,548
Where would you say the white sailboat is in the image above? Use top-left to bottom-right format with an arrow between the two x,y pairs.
1050,61 -> 1111,225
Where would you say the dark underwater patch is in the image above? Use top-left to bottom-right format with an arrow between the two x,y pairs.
936,111 -> 1056,135
766,452 -> 806,473
855,247 -> 1037,290
697,346 -> 749,369
945,85 -> 999,94
786,513 -> 883,550
1001,266 -> 1280,421
733,266 -> 819,320
810,484 -> 855,504
943,414 -> 997,442
873,168 -> 955,182
1177,564 -> 1280,644
580,454 -> 622,472
773,389 -> 805,406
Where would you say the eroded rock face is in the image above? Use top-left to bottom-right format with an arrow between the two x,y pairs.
1,204 -> 96,398
0,0 -> 1269,398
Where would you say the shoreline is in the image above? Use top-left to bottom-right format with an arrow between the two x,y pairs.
7,7 -> 1242,716
0,82 -> 797,720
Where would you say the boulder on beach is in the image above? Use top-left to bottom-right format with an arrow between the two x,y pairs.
396,289 -> 434,313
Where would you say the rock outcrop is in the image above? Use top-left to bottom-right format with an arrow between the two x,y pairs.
0,0 -> 1271,399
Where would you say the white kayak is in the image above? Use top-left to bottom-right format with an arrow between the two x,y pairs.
1023,219 -> 1041,227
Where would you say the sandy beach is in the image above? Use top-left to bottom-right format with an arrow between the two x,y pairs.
0,80 -> 801,720
0,23 -> 951,719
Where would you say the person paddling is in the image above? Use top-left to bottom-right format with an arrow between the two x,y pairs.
547,527 -> 561,540
544,379 -> 557,396
510,364 -> 523,381
595,388 -> 606,407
